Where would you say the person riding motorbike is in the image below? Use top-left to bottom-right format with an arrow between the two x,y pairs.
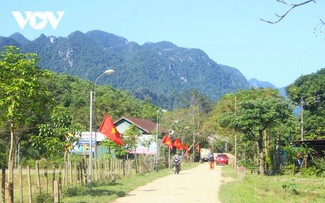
172,152 -> 182,174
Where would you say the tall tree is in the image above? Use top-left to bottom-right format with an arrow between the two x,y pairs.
286,68 -> 325,139
0,46 -> 49,202
216,88 -> 293,175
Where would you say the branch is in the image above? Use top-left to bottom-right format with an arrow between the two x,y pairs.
260,0 -> 316,24
314,17 -> 325,36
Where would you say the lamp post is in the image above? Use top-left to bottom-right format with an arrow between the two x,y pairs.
183,126 -> 190,157
93,69 -> 115,159
88,69 -> 115,188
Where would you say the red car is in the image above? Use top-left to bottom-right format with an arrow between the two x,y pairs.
215,154 -> 229,165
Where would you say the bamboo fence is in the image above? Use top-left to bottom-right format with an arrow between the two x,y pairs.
1,155 -> 156,203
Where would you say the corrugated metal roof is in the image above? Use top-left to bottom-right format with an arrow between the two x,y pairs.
292,139 -> 325,149
114,117 -> 156,134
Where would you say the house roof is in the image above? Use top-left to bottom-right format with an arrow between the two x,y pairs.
292,139 -> 325,149
114,117 -> 156,134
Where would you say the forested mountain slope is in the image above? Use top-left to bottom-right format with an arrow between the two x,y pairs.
1,30 -> 249,109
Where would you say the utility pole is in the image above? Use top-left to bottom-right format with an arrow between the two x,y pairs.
300,97 -> 304,141
234,96 -> 237,171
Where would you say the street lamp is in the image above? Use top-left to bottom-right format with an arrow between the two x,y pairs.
89,69 -> 115,188
93,69 -> 115,159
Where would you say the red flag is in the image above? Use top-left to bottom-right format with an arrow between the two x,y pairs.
195,144 -> 200,153
99,114 -> 124,146
185,144 -> 189,155
162,134 -> 173,149
173,138 -> 184,150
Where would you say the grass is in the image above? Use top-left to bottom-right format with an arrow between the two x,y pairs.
219,165 -> 325,203
61,162 -> 199,203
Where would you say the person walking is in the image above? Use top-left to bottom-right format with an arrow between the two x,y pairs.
208,153 -> 215,170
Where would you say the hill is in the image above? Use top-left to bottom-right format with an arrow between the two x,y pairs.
248,78 -> 287,98
0,30 -> 249,109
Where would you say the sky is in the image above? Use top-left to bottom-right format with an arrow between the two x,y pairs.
1,0 -> 324,87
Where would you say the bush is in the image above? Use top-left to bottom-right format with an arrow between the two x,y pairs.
62,186 -> 88,197
300,166 -> 320,177
33,192 -> 53,203
311,157 -> 325,177
280,163 -> 296,175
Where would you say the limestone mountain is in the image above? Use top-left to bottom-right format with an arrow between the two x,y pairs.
0,30 -> 249,109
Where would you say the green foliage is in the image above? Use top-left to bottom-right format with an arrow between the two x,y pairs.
0,46 -> 51,200
279,164 -> 296,176
0,138 -> 7,167
30,106 -> 82,159
62,186 -> 89,197
214,88 -> 295,174
237,159 -> 258,169
100,139 -> 128,158
311,157 -> 325,177
286,68 -> 325,139
123,124 -> 141,150
0,46 -> 50,125
300,166 -> 321,177
32,192 -> 53,203
281,183 -> 299,195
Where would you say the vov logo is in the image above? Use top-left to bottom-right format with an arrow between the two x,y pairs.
12,11 -> 65,30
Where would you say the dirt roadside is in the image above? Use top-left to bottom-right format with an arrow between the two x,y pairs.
112,163 -> 224,203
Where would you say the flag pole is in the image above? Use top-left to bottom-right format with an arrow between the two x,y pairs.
168,147 -> 171,168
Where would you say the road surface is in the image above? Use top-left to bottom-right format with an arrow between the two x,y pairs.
112,163 -> 223,203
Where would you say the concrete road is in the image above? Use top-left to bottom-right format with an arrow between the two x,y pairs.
113,163 -> 222,203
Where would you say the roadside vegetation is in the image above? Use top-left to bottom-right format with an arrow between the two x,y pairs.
220,165 -> 325,203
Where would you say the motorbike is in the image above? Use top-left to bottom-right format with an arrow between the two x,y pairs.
172,159 -> 181,174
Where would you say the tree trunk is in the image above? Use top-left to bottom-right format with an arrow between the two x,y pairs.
257,131 -> 265,175
264,130 -> 271,170
6,123 -> 15,203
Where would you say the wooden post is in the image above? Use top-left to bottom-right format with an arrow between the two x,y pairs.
53,181 -> 60,203
69,161 -> 73,185
64,162 -> 68,186
36,161 -> 41,194
19,165 -> 23,203
52,166 -> 56,194
58,165 -> 62,197
82,159 -> 87,185
1,168 -> 5,203
44,166 -> 48,194
95,160 -> 98,181
76,164 -> 81,186
27,166 -> 32,203
79,163 -> 83,186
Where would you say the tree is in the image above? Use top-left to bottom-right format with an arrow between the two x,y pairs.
216,88 -> 294,175
286,68 -> 325,139
173,90 -> 213,148
0,46 -> 49,202
30,106 -> 83,160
